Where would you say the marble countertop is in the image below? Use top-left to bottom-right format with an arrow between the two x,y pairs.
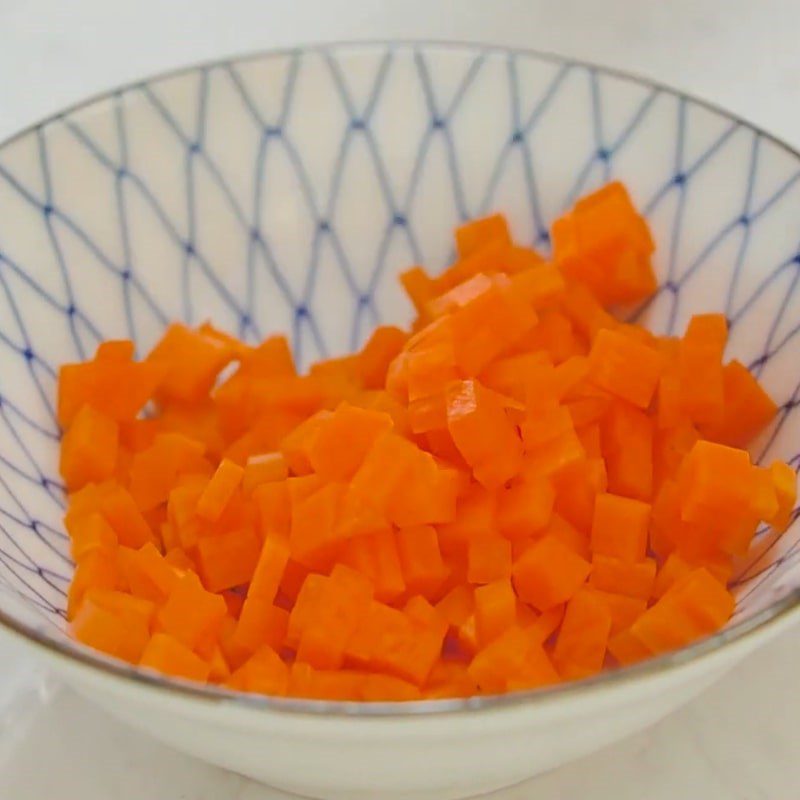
1,1 -> 799,798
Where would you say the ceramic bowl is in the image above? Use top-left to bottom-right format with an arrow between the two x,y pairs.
0,41 -> 798,800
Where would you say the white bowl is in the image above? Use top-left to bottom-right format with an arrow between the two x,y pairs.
0,41 -> 798,800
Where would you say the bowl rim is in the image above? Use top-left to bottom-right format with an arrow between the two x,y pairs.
1,38 -> 799,717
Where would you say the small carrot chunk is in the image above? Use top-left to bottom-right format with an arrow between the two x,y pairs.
396,525 -> 448,598
467,535 -> 512,585
591,493 -> 651,563
140,633 -> 211,682
156,572 -> 227,652
700,360 -> 778,447
468,624 -> 559,693
228,646 -> 289,695
242,452 -> 289,493
474,578 -> 516,646
455,213 -> 512,259
446,379 -> 523,489
196,458 -> 244,522
589,555 -> 656,600
196,527 -> 261,592
60,405 -> 119,491
588,328 -> 663,409
553,589 -> 612,679
631,568 -> 734,655
512,534 -> 591,610
72,595 -> 149,664
496,478 -> 555,540
148,322 -> 234,403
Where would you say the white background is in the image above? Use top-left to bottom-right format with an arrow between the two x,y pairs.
0,1 -> 799,798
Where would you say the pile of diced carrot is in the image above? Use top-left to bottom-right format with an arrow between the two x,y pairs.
60,182 -> 796,700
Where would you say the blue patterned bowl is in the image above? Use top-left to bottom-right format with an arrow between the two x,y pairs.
0,42 -> 798,800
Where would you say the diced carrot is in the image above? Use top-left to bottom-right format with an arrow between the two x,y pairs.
602,401 -> 653,501
438,484 -> 496,557
278,410 -> 331,476
196,527 -> 261,592
238,335 -> 295,378
553,590 -> 612,679
95,339 -> 135,361
396,525 -> 448,598
554,183 -> 656,306
308,403 -> 393,482
361,673 -> 422,702
85,587 -> 155,631
60,405 -> 119,491
119,542 -> 179,603
512,534 -> 591,610
700,360 -> 778,447
552,457 -> 608,534
148,323 -> 234,403
296,566 -> 373,670
447,278 -> 537,378
285,663 -> 365,700
480,352 -> 551,402
60,183 -> 797,701
253,480 -> 291,537
468,624 -> 559,693
455,214 -> 512,259
631,568 -> 734,654
560,281 -> 617,341
424,661 -> 479,699
156,572 -> 227,652
242,452 -> 289,493
496,478 -> 555,540
607,629 -> 651,666
346,432 -> 421,518
129,433 -> 208,512
347,600 -> 444,686
286,573 -> 327,649
678,314 -> 727,426
140,633 -> 211,682
369,529 -> 407,603
588,328 -> 663,409
677,440 -> 763,553
228,646 -> 289,695
589,555 -> 656,600
435,585 -> 475,628
474,578 -> 516,646
521,310 -> 586,364
403,596 -> 449,644
72,594 -> 149,664
766,461 -> 797,531
196,458 -> 244,522
67,548 -> 120,619
58,357 -> 164,427
591,493 -> 650,562
400,266 -> 436,319
467,535 -> 512,584
589,589 -> 647,635
576,422 -> 603,458
68,512 -> 118,561
433,239 -> 509,294
540,512 -> 591,560
447,379 -> 523,489
289,482 -> 347,570
509,264 -> 566,309
653,552 -> 732,598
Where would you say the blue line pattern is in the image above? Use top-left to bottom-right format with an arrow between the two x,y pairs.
0,44 -> 797,635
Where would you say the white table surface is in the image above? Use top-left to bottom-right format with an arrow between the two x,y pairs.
1,1 -> 799,798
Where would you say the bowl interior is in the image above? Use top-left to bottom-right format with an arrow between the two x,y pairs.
0,42 -> 797,664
